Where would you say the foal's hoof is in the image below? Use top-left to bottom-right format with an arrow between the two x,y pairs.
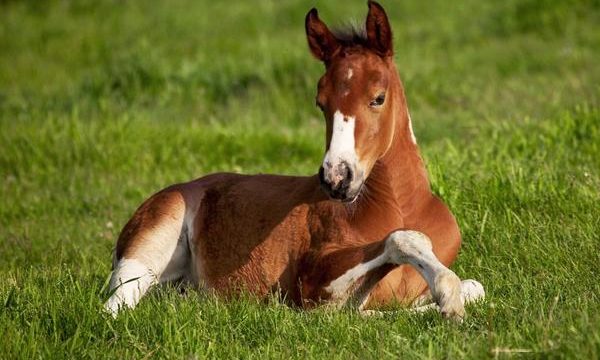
461,279 -> 485,303
434,271 -> 465,322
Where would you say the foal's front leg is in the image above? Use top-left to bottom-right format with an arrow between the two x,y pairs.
313,230 -> 466,320
383,230 -> 465,320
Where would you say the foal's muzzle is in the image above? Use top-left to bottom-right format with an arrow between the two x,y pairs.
319,161 -> 359,202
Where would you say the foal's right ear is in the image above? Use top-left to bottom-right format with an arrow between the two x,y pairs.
305,8 -> 340,63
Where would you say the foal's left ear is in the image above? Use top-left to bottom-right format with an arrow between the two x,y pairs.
366,1 -> 393,57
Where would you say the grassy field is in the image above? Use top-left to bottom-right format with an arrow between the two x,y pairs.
1,0 -> 599,358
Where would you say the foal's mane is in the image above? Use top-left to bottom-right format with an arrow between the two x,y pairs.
332,23 -> 368,48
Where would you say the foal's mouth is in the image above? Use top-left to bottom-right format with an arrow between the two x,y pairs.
318,166 -> 363,202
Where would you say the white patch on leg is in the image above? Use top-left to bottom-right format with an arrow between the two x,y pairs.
324,253 -> 388,305
386,230 -> 464,320
321,231 -> 478,320
104,259 -> 157,316
413,280 -> 485,306
411,279 -> 485,314
346,68 -> 353,79
385,231 -> 442,286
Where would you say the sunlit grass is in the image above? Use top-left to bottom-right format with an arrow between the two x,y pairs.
1,0 -> 599,358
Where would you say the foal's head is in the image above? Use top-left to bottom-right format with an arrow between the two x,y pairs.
306,1 -> 401,202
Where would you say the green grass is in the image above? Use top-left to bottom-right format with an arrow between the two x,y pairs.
1,0 -> 599,358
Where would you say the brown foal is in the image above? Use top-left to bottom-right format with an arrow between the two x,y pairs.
105,1 -> 484,320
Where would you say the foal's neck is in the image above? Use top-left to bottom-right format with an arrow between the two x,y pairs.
354,69 -> 431,224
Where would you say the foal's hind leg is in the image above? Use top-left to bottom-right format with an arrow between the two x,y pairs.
104,190 -> 192,316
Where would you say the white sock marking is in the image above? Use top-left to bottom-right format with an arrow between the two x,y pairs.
104,259 -> 157,316
385,230 -> 445,286
324,252 -> 388,303
412,279 -> 485,307
386,230 -> 465,319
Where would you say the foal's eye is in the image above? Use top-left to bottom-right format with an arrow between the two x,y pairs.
369,93 -> 386,107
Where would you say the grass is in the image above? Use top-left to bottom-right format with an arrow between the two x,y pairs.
1,0 -> 599,358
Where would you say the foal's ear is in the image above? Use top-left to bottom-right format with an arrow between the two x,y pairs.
305,8 -> 340,63
366,1 -> 393,57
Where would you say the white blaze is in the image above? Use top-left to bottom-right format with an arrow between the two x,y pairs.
323,110 -> 357,169
346,68 -> 353,79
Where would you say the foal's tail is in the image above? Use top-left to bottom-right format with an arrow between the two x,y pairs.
104,189 -> 192,316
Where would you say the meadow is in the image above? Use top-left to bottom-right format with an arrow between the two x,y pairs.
1,0 -> 599,358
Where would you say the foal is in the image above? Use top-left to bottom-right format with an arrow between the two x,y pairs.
105,1 -> 484,320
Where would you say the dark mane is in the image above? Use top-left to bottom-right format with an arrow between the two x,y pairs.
332,23 -> 368,47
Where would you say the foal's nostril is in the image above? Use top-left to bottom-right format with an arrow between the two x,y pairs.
346,165 -> 354,182
339,171 -> 351,190
338,162 -> 353,190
